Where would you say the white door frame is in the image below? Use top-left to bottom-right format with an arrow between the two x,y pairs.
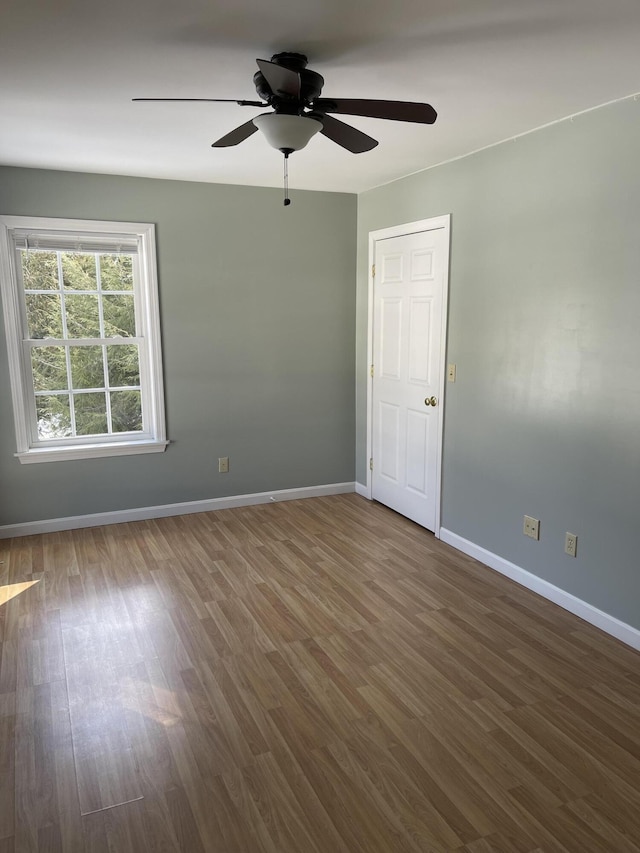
365,214 -> 451,537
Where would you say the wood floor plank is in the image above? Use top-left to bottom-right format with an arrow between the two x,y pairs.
0,694 -> 15,834
1,494 -> 640,852
340,723 -> 466,850
264,718 -> 353,853
63,655 -> 144,815
205,658 -> 271,757
561,797 -> 640,853
202,771 -> 268,853
162,786 -> 205,853
36,824 -> 63,853
583,788 -> 640,844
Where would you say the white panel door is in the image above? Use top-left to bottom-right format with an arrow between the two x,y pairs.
372,227 -> 446,530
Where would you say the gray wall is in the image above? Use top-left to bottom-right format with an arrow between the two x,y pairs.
0,168 -> 357,524
357,97 -> 640,629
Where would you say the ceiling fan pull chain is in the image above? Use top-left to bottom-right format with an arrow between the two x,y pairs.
283,151 -> 291,206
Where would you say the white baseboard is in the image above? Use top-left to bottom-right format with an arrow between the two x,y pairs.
355,482 -> 370,499
440,528 -> 640,652
0,482 -> 356,539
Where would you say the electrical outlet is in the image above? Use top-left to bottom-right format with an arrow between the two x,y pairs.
565,532 -> 577,557
218,456 -> 229,473
523,515 -> 540,540
447,363 -> 457,382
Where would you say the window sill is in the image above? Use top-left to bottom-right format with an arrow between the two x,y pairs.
16,439 -> 169,464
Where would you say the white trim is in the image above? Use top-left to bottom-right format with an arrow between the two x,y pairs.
366,215 -> 451,535
0,215 -> 159,238
364,234 -> 375,500
0,482 -> 356,538
440,528 -> 640,653
15,439 -> 169,463
355,481 -> 370,499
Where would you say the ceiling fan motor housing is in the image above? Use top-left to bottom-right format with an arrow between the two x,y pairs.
253,52 -> 324,113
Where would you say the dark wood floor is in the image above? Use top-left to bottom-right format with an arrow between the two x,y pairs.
1,494 -> 640,852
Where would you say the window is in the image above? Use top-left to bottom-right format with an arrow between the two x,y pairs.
0,216 -> 167,463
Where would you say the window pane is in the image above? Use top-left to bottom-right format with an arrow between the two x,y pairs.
100,254 -> 133,291
70,346 -> 104,390
103,294 -> 136,337
111,390 -> 142,433
21,251 -> 59,291
65,294 -> 101,338
107,344 -> 140,387
31,346 -> 68,392
62,253 -> 97,290
5,218 -> 163,458
36,394 -> 72,439
74,392 -> 107,435
25,293 -> 63,339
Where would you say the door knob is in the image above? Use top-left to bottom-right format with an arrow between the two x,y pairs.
424,396 -> 438,407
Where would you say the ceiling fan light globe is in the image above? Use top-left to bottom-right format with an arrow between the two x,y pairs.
253,113 -> 323,152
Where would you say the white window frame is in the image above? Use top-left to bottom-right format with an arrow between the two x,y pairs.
0,215 -> 168,463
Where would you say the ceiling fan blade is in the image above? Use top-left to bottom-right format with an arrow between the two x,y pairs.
212,119 -> 260,148
314,98 -> 437,125
133,98 -> 266,106
256,59 -> 301,98
317,113 -> 378,154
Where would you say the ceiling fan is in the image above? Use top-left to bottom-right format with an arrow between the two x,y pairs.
134,52 -> 437,204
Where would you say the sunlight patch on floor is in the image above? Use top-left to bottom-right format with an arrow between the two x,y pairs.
0,579 -> 40,606
120,678 -> 182,727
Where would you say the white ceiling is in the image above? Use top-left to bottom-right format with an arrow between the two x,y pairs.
1,0 -> 640,194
